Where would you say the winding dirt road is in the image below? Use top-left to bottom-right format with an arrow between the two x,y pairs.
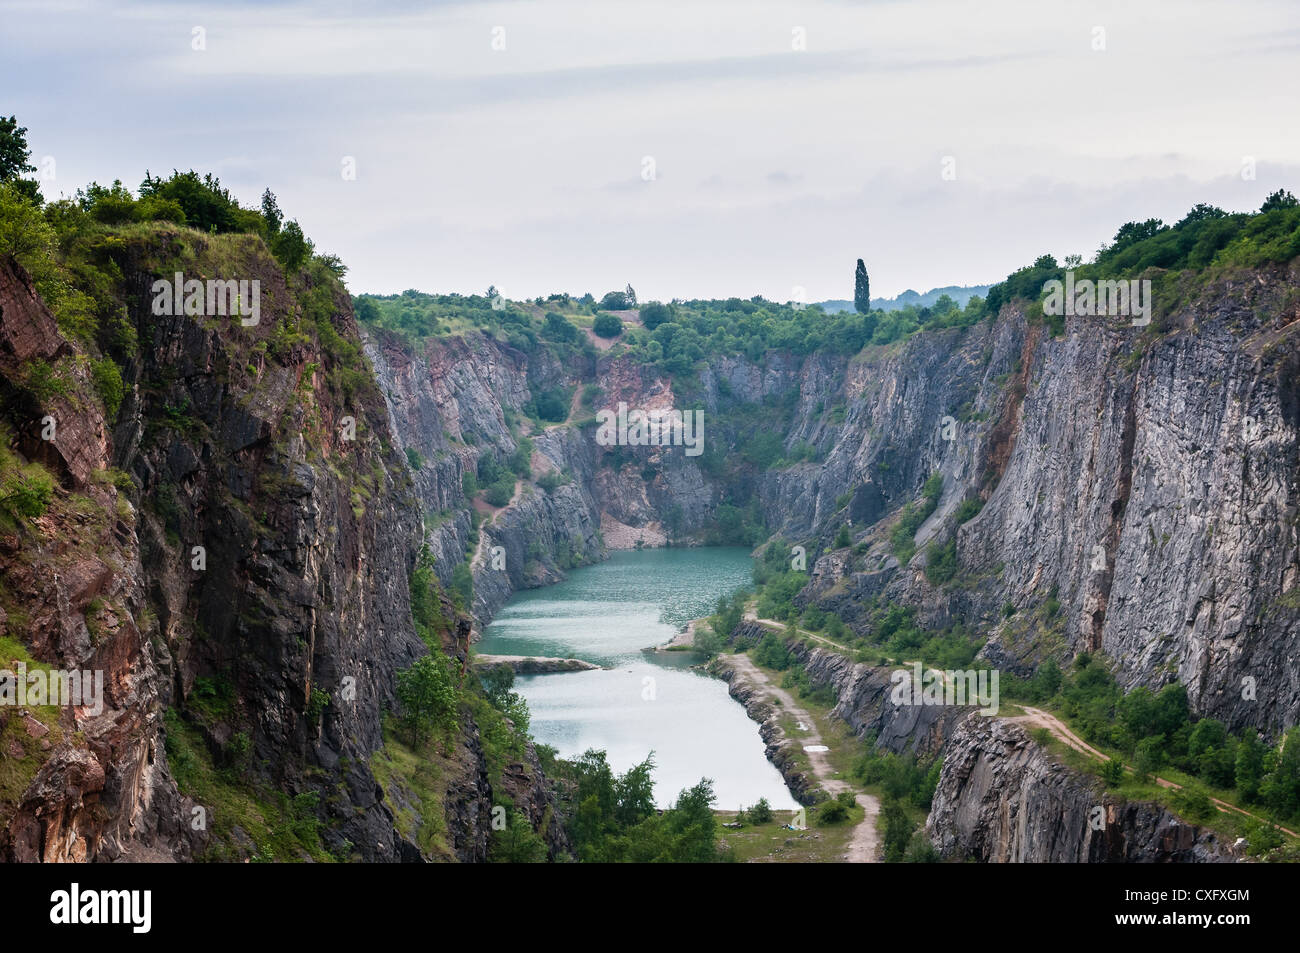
1006,705 -> 1298,837
723,652 -> 880,862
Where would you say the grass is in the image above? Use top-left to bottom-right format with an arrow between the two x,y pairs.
716,804 -> 863,862
0,635 -> 66,814
1022,702 -> 1295,847
163,708 -> 336,862
368,720 -> 454,861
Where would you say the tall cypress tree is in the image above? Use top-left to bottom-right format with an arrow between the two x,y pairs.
854,259 -> 870,314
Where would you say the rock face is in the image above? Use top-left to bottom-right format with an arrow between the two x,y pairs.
0,244 -> 562,862
367,263 -> 1299,739
927,715 -> 1234,863
785,267 -> 1300,738
731,630 -> 1235,863
5,217 -> 1296,864
0,254 -> 200,862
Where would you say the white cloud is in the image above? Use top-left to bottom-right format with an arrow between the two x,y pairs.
2,0 -> 1297,300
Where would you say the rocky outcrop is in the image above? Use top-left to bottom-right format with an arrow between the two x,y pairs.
0,244 -> 562,863
0,254 -> 201,862
474,655 -> 600,674
927,715 -> 1235,863
787,267 -> 1300,738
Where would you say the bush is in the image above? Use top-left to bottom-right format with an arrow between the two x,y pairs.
748,797 -> 773,824
953,496 -> 983,524
404,447 -> 423,471
1,467 -> 54,519
753,631 -> 791,670
924,539 -> 958,584
483,477 -> 514,507
90,356 -> 122,416
592,313 -> 623,338
903,831 -> 940,863
396,650 -> 460,747
816,799 -> 849,824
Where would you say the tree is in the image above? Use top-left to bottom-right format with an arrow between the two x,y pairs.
260,188 -> 282,234
273,220 -> 312,272
1134,734 -> 1165,782
748,797 -> 773,824
396,651 -> 460,747
0,115 -> 35,181
854,259 -> 870,314
882,798 -> 911,861
488,808 -> 548,863
1236,728 -> 1265,802
0,116 -> 40,204
1260,188 -> 1299,213
592,313 -> 623,338
624,283 -> 637,307
0,180 -> 54,258
639,301 -> 672,330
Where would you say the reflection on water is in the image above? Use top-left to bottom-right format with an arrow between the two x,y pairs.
479,548 -> 798,809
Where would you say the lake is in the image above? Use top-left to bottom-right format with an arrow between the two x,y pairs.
478,547 -> 799,810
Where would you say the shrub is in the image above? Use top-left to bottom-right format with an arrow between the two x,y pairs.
816,799 -> 849,824
396,650 -> 460,746
592,313 -> 623,338
953,496 -> 983,524
748,797 -> 773,824
1,466 -> 54,519
404,447 -> 423,471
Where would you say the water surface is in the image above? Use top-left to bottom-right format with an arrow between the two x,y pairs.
479,548 -> 798,809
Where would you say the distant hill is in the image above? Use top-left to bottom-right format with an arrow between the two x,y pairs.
817,284 -> 992,314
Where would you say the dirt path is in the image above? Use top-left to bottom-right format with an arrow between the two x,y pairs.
744,610 -> 857,654
723,652 -> 880,862
1007,706 -> 1298,837
469,480 -> 524,574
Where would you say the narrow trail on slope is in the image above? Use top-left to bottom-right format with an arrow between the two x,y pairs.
469,480 -> 524,574
1006,706 -> 1298,837
746,612 -> 1297,844
722,652 -> 880,862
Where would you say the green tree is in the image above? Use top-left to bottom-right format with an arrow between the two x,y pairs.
592,313 -> 623,338
748,797 -> 773,824
881,798 -> 911,862
488,808 -> 548,863
903,831 -> 940,863
0,115 -> 39,204
0,115 -> 35,181
1236,728 -> 1265,802
1260,188 -> 1298,213
639,301 -> 672,330
273,219 -> 312,271
1260,727 -> 1300,819
854,258 -> 870,314
396,651 -> 460,747
0,180 -> 54,259
1134,734 -> 1165,782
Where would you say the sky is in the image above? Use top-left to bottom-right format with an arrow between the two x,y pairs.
3,0 -> 1298,303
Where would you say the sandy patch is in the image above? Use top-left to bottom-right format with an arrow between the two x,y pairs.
600,511 -> 666,550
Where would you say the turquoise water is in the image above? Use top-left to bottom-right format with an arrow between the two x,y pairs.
479,548 -> 798,810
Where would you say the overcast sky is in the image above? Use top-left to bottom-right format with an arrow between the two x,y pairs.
3,0 -> 1298,302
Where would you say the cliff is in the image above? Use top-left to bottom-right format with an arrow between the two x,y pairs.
927,715 -> 1234,863
0,235 -> 562,862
